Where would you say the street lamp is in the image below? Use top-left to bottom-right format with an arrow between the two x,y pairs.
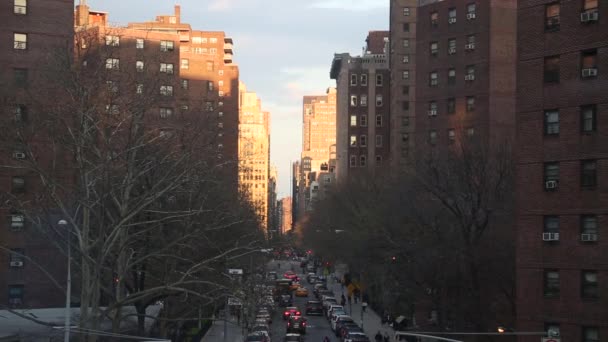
58,219 -> 70,342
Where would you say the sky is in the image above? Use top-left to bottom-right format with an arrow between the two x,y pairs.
84,0 -> 389,198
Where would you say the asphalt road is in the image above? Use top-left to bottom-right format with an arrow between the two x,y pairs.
268,260 -> 337,342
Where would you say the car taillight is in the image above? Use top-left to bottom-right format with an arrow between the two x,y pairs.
296,311 -> 301,315
302,322 -> 306,326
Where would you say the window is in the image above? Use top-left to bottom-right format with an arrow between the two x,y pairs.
10,213 -> 24,231
429,71 -> 438,86
429,101 -> 438,116
402,70 -> 410,80
361,95 -> 368,107
430,11 -> 439,26
403,7 -> 410,16
403,86 -> 409,95
448,39 -> 456,54
359,154 -> 368,167
544,56 -> 560,83
544,270 -> 560,297
8,285 -> 24,306
402,55 -> 409,64
12,177 -> 25,193
581,271 -> 598,299
544,110 -> 559,135
376,135 -> 383,147
136,39 -> 144,49
467,3 -> 476,18
402,39 -> 409,48
218,80 -> 224,87
581,160 -> 597,188
402,101 -> 410,110
350,155 -> 357,168
448,69 -> 456,85
210,37 -> 218,43
376,115 -> 383,127
205,101 -> 214,111
376,155 -> 383,165
105,104 -> 119,115
583,327 -> 599,342
350,135 -> 357,147
444,98 -> 455,114
429,130 -> 438,145
105,35 -> 120,46
361,74 -> 368,86
207,61 -> 215,71
14,104 -> 27,122
350,95 -> 358,107
581,50 -> 598,77
136,83 -> 143,94
350,115 -> 357,127
160,63 -> 174,74
448,129 -> 455,142
105,58 -> 119,70
14,68 -> 27,87
181,59 -> 189,69
544,216 -> 559,236
160,40 -> 174,51
376,95 -> 383,107
360,135 -> 367,147
581,215 -> 598,236
545,3 -> 560,30
376,74 -> 383,86
360,115 -> 368,127
581,105 -> 596,132
14,0 -> 27,14
430,42 -> 438,56
544,162 -> 559,189
466,96 -> 475,112
106,81 -> 118,93
448,8 -> 457,24
13,33 -> 27,50
465,65 -> 476,80
136,61 -> 144,72
179,79 -> 189,90
208,81 -> 214,91
350,74 -> 358,86
160,85 -> 173,96
159,107 -> 173,118
545,324 -> 560,338
466,127 -> 475,137
466,35 -> 476,50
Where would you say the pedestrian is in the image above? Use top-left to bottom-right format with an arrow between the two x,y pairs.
354,289 -> 359,303
277,262 -> 281,269
384,332 -> 390,342
362,301 -> 368,313
323,336 -> 331,342
375,331 -> 383,342
340,295 -> 346,307
347,295 -> 352,306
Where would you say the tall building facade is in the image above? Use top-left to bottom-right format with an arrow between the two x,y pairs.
412,0 -> 517,155
278,197 -> 293,234
389,0 -> 418,170
238,83 -> 271,231
330,31 -> 392,183
515,0 -> 607,340
298,89 -> 337,216
0,0 -> 75,308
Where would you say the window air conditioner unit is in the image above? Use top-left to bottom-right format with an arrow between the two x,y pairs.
580,11 -> 599,22
448,47 -> 456,54
465,43 -> 475,50
13,152 -> 26,160
542,232 -> 559,241
10,261 -> 24,267
428,110 -> 437,116
448,18 -> 457,24
545,180 -> 558,189
465,74 -> 475,81
581,233 -> 598,242
467,13 -> 476,20
582,68 -> 598,77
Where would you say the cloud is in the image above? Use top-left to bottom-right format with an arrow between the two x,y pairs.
207,0 -> 237,11
308,0 -> 388,11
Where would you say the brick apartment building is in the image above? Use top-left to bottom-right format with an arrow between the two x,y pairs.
412,0 -> 517,156
0,0 -> 75,308
330,31 -> 392,183
515,0 -> 608,340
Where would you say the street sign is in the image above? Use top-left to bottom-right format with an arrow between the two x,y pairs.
542,338 -> 560,342
228,268 -> 243,275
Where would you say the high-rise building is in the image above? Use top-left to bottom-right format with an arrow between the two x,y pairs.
267,166 -> 278,235
409,0 -> 517,156
238,82 -> 270,231
278,197 -> 293,234
298,89 -> 337,215
515,1 -> 607,340
330,31 -> 391,182
0,0 -> 75,309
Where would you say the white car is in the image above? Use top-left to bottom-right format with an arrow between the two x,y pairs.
331,314 -> 352,331
344,332 -> 368,342
326,304 -> 344,318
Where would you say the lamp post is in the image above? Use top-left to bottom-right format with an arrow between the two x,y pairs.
58,219 -> 71,342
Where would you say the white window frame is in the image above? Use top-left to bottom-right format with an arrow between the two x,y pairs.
105,35 -> 120,46
105,58 -> 120,70
136,61 -> 144,72
160,85 -> 173,96
160,40 -> 174,52
181,59 -> 189,69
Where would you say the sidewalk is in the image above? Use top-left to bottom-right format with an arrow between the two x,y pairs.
332,264 -> 394,341
202,315 -> 244,342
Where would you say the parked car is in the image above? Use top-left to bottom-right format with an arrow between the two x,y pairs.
331,314 -> 351,331
326,304 -> 344,319
305,300 -> 323,315
339,324 -> 364,341
333,315 -> 355,333
250,326 -> 271,339
343,332 -> 369,342
317,289 -> 334,300
286,315 -> 307,334
284,333 -> 304,342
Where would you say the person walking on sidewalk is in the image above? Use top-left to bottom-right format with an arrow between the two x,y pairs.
323,336 -> 331,342
375,331 -> 383,342
340,294 -> 346,307
384,332 -> 390,342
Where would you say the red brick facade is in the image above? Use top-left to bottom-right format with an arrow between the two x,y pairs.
516,0 -> 608,340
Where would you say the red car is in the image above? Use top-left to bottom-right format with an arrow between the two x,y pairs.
283,306 -> 301,320
283,271 -> 297,279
